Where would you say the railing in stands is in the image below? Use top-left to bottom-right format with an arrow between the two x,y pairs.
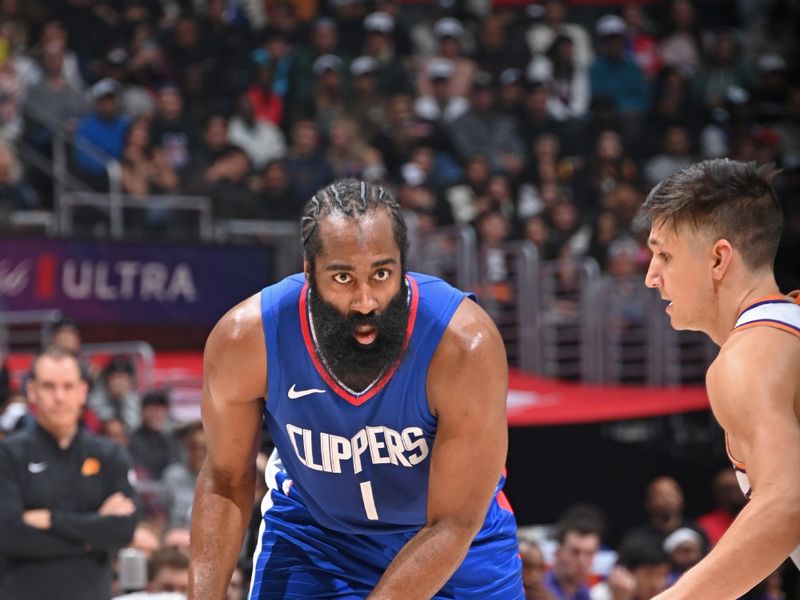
59,192 -> 213,241
0,309 -> 64,354
214,219 -> 302,279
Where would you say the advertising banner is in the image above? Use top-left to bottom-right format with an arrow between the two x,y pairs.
0,238 -> 273,325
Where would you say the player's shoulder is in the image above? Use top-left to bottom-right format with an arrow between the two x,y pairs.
437,297 -> 504,365
721,321 -> 800,366
205,292 -> 267,382
208,293 -> 264,350
709,324 -> 800,400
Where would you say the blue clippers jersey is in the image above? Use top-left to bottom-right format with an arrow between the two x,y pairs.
260,272 -> 472,534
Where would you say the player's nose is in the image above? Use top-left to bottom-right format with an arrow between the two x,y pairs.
350,283 -> 379,314
644,261 -> 660,289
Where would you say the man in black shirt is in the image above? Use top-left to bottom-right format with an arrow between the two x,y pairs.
0,347 -> 139,600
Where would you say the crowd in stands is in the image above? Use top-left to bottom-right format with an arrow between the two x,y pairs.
519,473 -> 788,600
0,1 -> 799,598
0,0 -> 795,287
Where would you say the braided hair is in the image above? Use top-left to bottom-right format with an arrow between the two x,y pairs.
301,178 -> 408,270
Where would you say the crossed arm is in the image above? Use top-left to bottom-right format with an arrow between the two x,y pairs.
0,445 -> 138,558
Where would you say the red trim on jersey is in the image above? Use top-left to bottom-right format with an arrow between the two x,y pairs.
497,490 -> 514,514
298,276 -> 419,406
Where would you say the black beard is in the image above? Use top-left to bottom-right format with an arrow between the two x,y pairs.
308,276 -> 410,393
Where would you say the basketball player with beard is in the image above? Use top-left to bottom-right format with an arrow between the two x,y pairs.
642,160 -> 800,599
188,178 -> 523,599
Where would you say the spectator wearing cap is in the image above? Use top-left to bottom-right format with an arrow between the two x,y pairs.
662,527 -> 705,586
659,0 -> 703,77
101,47 -> 154,119
89,356 -> 142,433
349,56 -> 389,139
589,15 -> 648,117
362,11 -> 414,96
519,77 -> 573,158
417,17 -> 476,101
414,58 -> 469,124
227,91 -> 287,171
397,162 -> 443,233
311,54 -> 347,136
496,68 -> 527,122
372,0 -> 414,59
526,0 -> 593,72
448,71 -> 527,176
290,18 -> 350,110
129,390 -> 179,482
752,53 -> 790,124
73,78 -> 130,188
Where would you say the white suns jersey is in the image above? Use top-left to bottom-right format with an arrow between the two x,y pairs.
728,294 -> 800,567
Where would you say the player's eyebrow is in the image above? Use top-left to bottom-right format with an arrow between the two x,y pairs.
325,262 -> 355,271
324,258 -> 397,271
371,258 -> 397,268
647,237 -> 661,250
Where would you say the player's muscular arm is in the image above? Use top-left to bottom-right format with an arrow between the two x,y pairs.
655,328 -> 800,600
369,300 -> 509,600
189,294 -> 267,600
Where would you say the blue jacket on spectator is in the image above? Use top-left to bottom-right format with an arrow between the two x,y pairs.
74,114 -> 129,175
590,56 -> 649,115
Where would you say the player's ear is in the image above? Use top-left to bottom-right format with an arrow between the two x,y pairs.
303,259 -> 310,280
711,238 -> 733,280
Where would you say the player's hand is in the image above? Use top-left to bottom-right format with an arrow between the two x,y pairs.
98,492 -> 136,516
607,565 -> 637,600
23,509 -> 52,530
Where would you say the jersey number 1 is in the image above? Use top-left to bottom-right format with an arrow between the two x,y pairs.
360,481 -> 379,520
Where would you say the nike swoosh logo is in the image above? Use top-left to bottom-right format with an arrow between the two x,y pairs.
288,384 -> 326,399
28,462 -> 47,473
